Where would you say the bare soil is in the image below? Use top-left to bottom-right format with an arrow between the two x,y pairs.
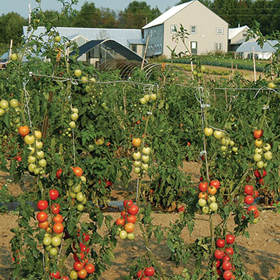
0,162 -> 280,280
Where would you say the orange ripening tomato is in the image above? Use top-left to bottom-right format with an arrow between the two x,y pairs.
37,211 -> 48,222
198,192 -> 208,200
53,222 -> 64,234
53,214 -> 63,224
85,263 -> 95,274
18,126 -> 29,137
253,129 -> 263,139
132,138 -> 141,147
38,221 -> 49,230
72,167 -> 83,177
78,268 -> 87,279
207,186 -> 217,195
124,222 -> 134,233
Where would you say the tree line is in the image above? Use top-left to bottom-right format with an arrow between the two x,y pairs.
1,0 -> 280,56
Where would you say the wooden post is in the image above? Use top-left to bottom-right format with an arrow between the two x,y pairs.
253,46 -> 257,82
141,35 -> 149,71
9,39 -> 13,60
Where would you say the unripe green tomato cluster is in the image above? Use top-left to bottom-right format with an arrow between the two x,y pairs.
132,146 -> 151,177
139,93 -> 157,105
25,130 -> 46,175
0,98 -> 22,128
68,175 -> 87,212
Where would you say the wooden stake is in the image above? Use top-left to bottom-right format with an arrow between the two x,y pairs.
141,35 -> 149,71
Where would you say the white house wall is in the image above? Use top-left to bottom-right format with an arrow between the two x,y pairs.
151,1 -> 228,58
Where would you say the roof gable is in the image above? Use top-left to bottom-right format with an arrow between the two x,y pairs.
229,25 -> 249,40
143,1 -> 195,29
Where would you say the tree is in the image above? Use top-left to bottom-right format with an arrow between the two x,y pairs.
118,1 -> 161,29
0,12 -> 27,55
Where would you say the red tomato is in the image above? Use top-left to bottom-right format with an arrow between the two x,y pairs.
222,261 -> 233,271
199,182 -> 208,192
262,169 -> 267,177
49,189 -> 59,200
123,199 -> 133,208
223,255 -> 231,263
244,195 -> 254,205
73,261 -> 84,271
53,214 -> 63,223
254,169 -> 261,178
225,247 -> 234,256
213,260 -> 220,268
247,205 -> 259,218
216,238 -> 225,248
223,270 -> 233,280
56,168 -> 63,179
73,252 -> 85,262
136,270 -> 145,278
51,203 -> 60,214
126,215 -> 137,224
79,243 -> 89,254
37,211 -> 48,222
106,180 -> 112,187
128,204 -> 139,215
259,178 -> 264,185
244,185 -> 254,195
53,223 -> 64,234
85,263 -> 95,274
144,267 -> 155,276
62,277 -> 69,280
214,250 -> 224,260
37,200 -> 48,210
226,234 -> 235,245
50,270 -> 61,279
254,190 -> 259,198
210,180 -> 220,189
121,210 -> 127,218
253,129 -> 263,139
178,206 -> 185,212
116,218 -> 125,226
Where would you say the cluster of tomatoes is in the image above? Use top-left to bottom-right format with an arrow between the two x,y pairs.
132,138 -> 151,177
65,107 -> 79,137
197,180 -> 220,214
204,128 -> 239,155
253,129 -> 272,169
213,234 -> 236,280
139,92 -> 157,105
19,126 -> 47,175
67,168 -> 88,212
116,199 -> 139,240
39,189 -> 64,258
243,185 -> 260,222
135,266 -> 155,279
0,98 -> 21,127
68,231 -> 95,280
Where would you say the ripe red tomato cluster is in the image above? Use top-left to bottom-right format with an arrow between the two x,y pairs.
197,180 -> 220,214
254,168 -> 267,186
136,266 -> 155,279
243,185 -> 260,221
214,234 -> 236,279
116,199 -> 139,240
50,270 -> 69,279
69,231 -> 95,279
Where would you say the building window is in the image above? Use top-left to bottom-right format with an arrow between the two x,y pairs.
130,44 -> 137,53
190,25 -> 197,34
242,31 -> 247,37
191,41 -> 198,54
216,28 -> 224,35
171,24 -> 177,34
214,42 -> 222,51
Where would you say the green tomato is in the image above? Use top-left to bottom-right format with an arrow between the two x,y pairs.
0,108 -> 5,116
69,121 -> 76,128
74,69 -> 82,77
76,192 -> 85,202
204,127 -> 213,136
72,184 -> 82,193
209,202 -> 218,211
254,154 -> 262,162
24,135 -> 35,145
127,233 -> 135,240
10,99 -> 19,108
71,113 -> 79,121
38,159 -> 47,167
198,198 -> 207,207
202,205 -> 210,214
43,236 -> 52,246
119,230 -> 127,240
70,192 -> 76,198
88,144 -> 94,152
51,236 -> 61,247
141,155 -> 149,163
150,93 -> 157,101
0,100 -> 9,109
264,151 -> 272,160
49,247 -> 58,256
139,98 -> 146,105
54,36 -> 61,42
70,270 -> 78,279
76,204 -> 84,211
36,150 -> 45,158
35,141 -> 43,149
134,160 -> 141,167
28,164 -> 36,173
28,155 -> 36,164
142,147 -> 151,154
214,130 -> 224,139
133,152 -> 141,160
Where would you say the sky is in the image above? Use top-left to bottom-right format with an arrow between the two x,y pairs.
1,0 -> 180,18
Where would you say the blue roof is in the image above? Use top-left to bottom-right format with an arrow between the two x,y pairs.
23,26 -> 142,49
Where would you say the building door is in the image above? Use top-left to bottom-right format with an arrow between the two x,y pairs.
191,41 -> 198,54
